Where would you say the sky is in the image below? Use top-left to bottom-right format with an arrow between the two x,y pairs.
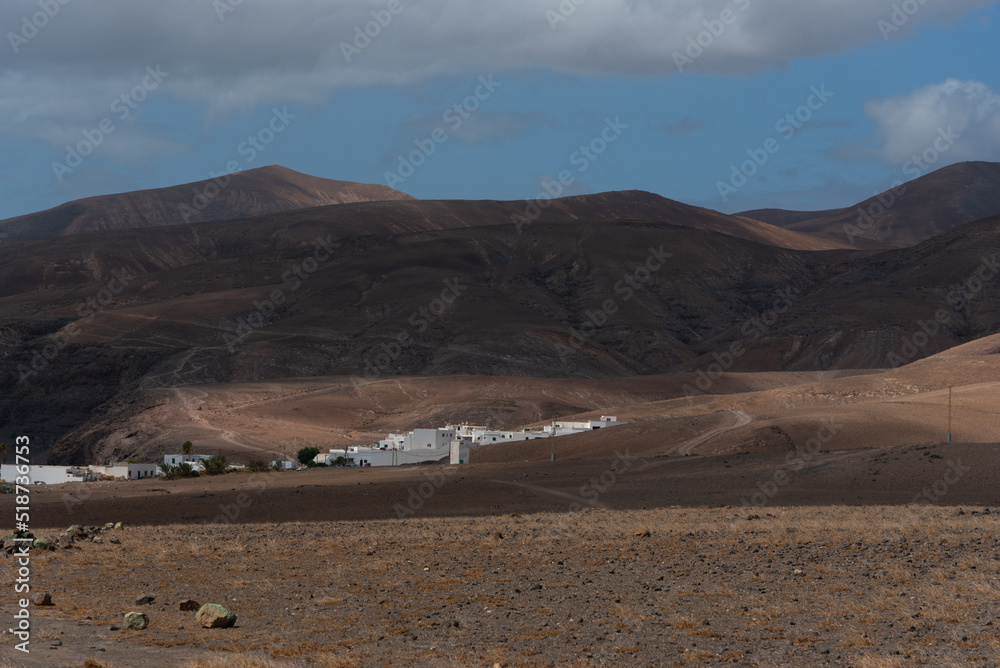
1,0 -> 999,221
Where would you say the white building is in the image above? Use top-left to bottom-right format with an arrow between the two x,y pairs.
324,416 -> 626,468
90,463 -> 158,480
450,439 -> 470,465
164,453 -> 212,471
1,465 -> 97,485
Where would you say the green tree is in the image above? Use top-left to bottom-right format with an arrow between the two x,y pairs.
182,440 -> 193,455
296,447 -> 321,466
246,459 -> 269,472
202,455 -> 228,475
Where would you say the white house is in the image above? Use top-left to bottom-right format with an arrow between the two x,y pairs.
1,465 -> 97,485
323,416 -> 627,468
450,439 -> 470,465
164,453 -> 212,471
90,463 -> 158,480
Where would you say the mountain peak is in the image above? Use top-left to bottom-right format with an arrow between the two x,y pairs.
0,167 -> 414,241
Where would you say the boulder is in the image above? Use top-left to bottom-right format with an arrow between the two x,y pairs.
179,599 -> 200,612
33,537 -> 55,551
123,612 -> 149,630
31,592 -> 53,606
196,603 -> 237,628
135,595 -> 155,606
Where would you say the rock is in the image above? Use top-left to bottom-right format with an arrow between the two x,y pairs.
179,599 -> 200,611
62,528 -> 85,541
634,530 -> 651,538
33,537 -> 54,551
114,522 -> 123,530
196,603 -> 237,628
91,537 -> 103,544
104,523 -> 114,530
31,592 -> 53,606
122,612 -> 149,630
108,536 -> 120,544
135,595 -> 155,605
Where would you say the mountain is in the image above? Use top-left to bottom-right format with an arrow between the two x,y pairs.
0,189 -> 849,300
3,167 -> 999,464
739,161 -> 1000,248
0,165 -> 414,241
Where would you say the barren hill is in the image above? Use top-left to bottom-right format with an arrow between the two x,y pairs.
0,165 -> 414,240
740,161 -> 1000,248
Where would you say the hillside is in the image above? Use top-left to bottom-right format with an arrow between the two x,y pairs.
739,161 -> 1000,248
0,165 -> 414,240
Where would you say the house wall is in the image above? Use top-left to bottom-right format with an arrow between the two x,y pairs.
1,464 -> 86,485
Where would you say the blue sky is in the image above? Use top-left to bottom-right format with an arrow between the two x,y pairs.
2,0 -> 999,221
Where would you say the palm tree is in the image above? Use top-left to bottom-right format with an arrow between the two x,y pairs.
182,440 -> 193,456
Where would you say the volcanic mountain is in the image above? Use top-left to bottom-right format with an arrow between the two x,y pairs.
739,161 -> 1000,248
1,166 -> 998,464
0,165 -> 414,241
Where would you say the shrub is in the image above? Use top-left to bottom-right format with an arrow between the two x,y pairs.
161,461 -> 196,480
246,459 -> 269,473
202,455 -> 228,476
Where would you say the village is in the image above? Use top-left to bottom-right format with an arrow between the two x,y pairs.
0,416 -> 626,486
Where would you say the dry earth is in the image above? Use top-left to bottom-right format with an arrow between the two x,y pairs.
3,507 -> 1000,667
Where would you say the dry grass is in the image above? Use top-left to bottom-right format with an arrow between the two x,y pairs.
12,505 -> 1000,666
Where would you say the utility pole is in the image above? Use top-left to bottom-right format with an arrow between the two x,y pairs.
947,386 -> 953,444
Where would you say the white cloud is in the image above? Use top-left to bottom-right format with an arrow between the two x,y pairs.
1,0 -> 991,119
866,79 -> 1000,164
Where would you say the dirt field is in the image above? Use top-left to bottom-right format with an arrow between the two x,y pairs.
3,506 -> 1000,667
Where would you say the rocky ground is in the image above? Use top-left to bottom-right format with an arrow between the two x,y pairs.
3,505 -> 1000,667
